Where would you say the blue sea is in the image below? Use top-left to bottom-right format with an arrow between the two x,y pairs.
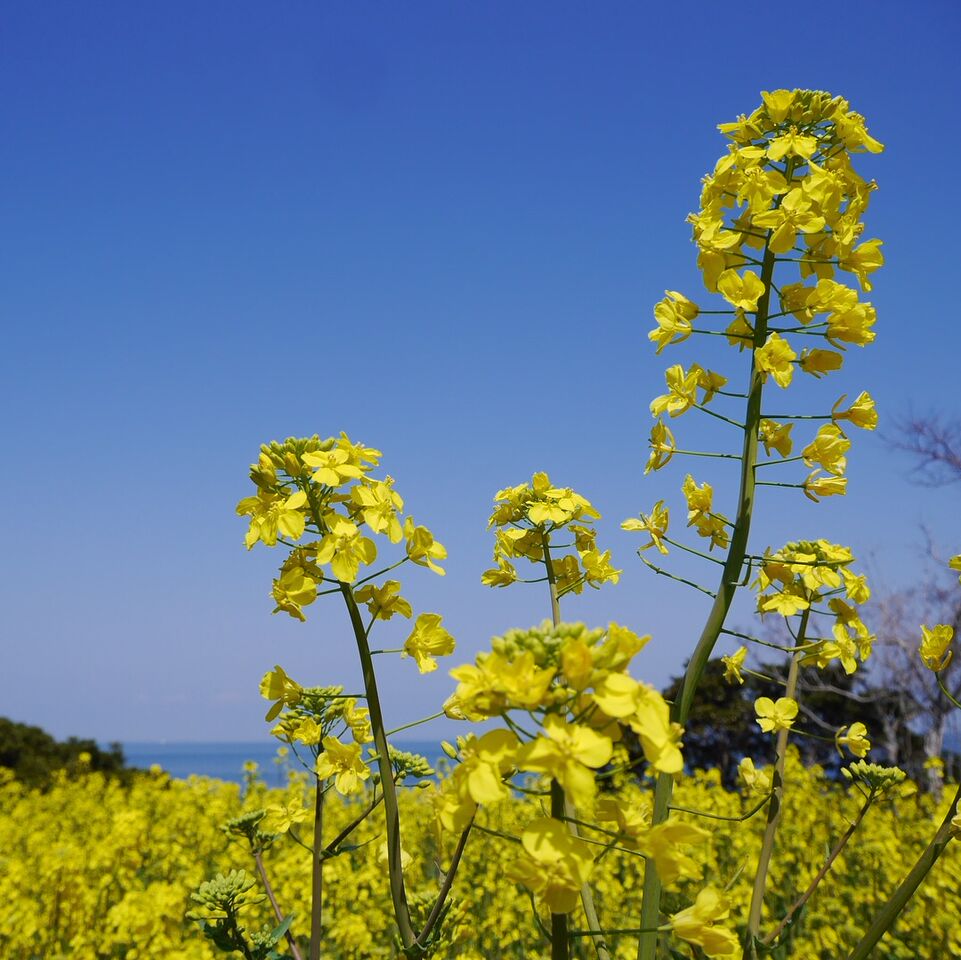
121,740 -> 445,785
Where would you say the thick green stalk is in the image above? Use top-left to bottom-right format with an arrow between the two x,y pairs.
745,620 -> 806,955
340,582 -> 415,948
845,780 -> 961,960
636,235 -> 777,960
309,780 -> 325,960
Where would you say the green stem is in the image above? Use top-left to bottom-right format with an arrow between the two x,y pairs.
845,780 -> 961,960
636,223 -> 778,960
340,582 -> 415,948
414,818 -> 474,949
745,615 -> 806,956
764,794 -> 873,946
309,776 -> 324,960
255,851 -> 305,960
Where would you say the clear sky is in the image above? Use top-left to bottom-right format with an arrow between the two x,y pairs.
2,1 -> 960,743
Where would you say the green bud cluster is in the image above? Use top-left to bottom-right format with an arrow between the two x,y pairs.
490,620 -> 604,670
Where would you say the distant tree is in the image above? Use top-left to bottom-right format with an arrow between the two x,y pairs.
879,412 -> 961,788
0,717 -> 127,787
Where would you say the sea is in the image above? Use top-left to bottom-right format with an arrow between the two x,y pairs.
121,740 -> 445,785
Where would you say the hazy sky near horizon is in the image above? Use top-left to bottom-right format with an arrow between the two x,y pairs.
3,1 -> 961,743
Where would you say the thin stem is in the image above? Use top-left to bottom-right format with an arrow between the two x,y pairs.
936,673 -> 961,710
662,536 -> 726,565
673,448 -> 743,460
668,793 -> 771,823
415,817 -> 474,948
322,789 -> 385,859
639,554 -> 717,598
845,779 -> 961,960
254,851 -> 305,960
745,609 -> 808,955
385,711 -> 446,737
340,582 -> 415,948
309,777 -> 324,960
695,405 -> 745,428
764,794 -> 874,945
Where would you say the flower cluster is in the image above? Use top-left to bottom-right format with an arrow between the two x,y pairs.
438,619 -> 703,918
481,472 -> 621,593
754,539 -> 874,676
236,434 -> 446,621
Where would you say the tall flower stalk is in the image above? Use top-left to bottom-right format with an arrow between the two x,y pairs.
628,89 -> 884,959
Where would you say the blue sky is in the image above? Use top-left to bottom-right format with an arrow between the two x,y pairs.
2,1 -> 960,743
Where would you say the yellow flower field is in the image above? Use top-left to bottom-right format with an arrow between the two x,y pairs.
2,759 -> 957,959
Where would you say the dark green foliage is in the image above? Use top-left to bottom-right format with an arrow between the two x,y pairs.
0,716 -> 127,786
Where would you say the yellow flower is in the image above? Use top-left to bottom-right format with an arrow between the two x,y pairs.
315,516 -> 377,582
505,817 -> 595,914
738,757 -> 771,794
262,800 -> 309,834
350,479 -> 404,542
839,238 -> 884,291
481,555 -> 518,587
292,717 -> 322,746
760,88 -> 795,122
456,729 -> 520,805
403,613 -> 456,673
836,722 -> 871,758
302,447 -> 364,487
404,518 -> 447,575
717,268 -> 765,312
315,737 -> 369,795
832,391 -> 878,430
517,715 -> 613,809
826,301 -> 877,346
758,419 -> 793,458
754,333 -> 797,388
919,624 -> 954,672
799,347 -> 844,378
629,686 -> 684,774
767,126 -> 818,161
645,420 -> 676,474
637,820 -> 710,886
236,489 -> 307,549
670,887 -> 741,958
649,290 -> 699,353
725,311 -> 754,350
579,549 -> 622,588
260,665 -> 302,722
721,647 -> 746,685
271,564 -> 319,621
802,424 -> 850,476
752,188 -> 825,254
754,696 -> 798,733
804,471 -> 847,502
622,500 -> 670,554
354,580 -> 412,620
651,364 -> 701,419
950,554 -> 961,583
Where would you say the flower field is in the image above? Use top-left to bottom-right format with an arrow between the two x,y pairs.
2,760 -> 958,959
